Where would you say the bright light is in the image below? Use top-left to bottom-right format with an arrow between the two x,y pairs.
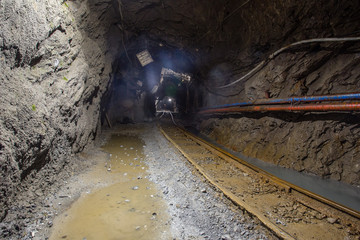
160,67 -> 191,84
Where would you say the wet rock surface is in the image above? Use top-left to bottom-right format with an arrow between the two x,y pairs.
0,0 -> 120,220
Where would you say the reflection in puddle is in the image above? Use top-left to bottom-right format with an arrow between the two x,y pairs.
50,135 -> 171,240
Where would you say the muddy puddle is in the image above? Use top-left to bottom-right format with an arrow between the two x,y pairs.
50,134 -> 171,240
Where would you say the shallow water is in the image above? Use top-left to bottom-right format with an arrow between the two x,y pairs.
50,134 -> 170,240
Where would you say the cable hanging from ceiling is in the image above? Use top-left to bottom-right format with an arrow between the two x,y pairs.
214,36 -> 360,89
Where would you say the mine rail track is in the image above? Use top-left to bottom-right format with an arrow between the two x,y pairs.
159,123 -> 360,240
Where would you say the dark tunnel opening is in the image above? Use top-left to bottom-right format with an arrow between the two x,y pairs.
101,34 -> 198,125
1,0 -> 360,238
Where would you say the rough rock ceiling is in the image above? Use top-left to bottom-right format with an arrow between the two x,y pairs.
119,0 -> 220,48
116,0 -> 360,79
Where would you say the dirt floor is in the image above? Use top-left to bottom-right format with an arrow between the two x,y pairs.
0,123 -> 276,240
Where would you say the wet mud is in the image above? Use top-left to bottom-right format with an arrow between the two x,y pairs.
50,134 -> 171,240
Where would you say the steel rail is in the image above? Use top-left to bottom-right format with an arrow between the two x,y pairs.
159,126 -> 296,240
175,126 -> 360,219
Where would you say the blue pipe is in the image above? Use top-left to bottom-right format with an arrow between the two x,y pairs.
200,92 -> 360,110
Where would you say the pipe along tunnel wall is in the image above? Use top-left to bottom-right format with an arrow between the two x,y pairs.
1,0 -> 360,236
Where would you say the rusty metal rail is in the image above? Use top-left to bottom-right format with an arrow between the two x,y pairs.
159,124 -> 360,240
180,127 -> 360,219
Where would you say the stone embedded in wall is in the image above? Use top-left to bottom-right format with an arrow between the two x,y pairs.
0,0 -> 119,221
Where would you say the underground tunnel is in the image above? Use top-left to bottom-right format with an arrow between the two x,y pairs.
1,0 -> 360,239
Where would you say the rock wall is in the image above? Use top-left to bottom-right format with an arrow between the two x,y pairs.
0,0 -> 120,220
1,0 -> 359,224
198,0 -> 360,186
